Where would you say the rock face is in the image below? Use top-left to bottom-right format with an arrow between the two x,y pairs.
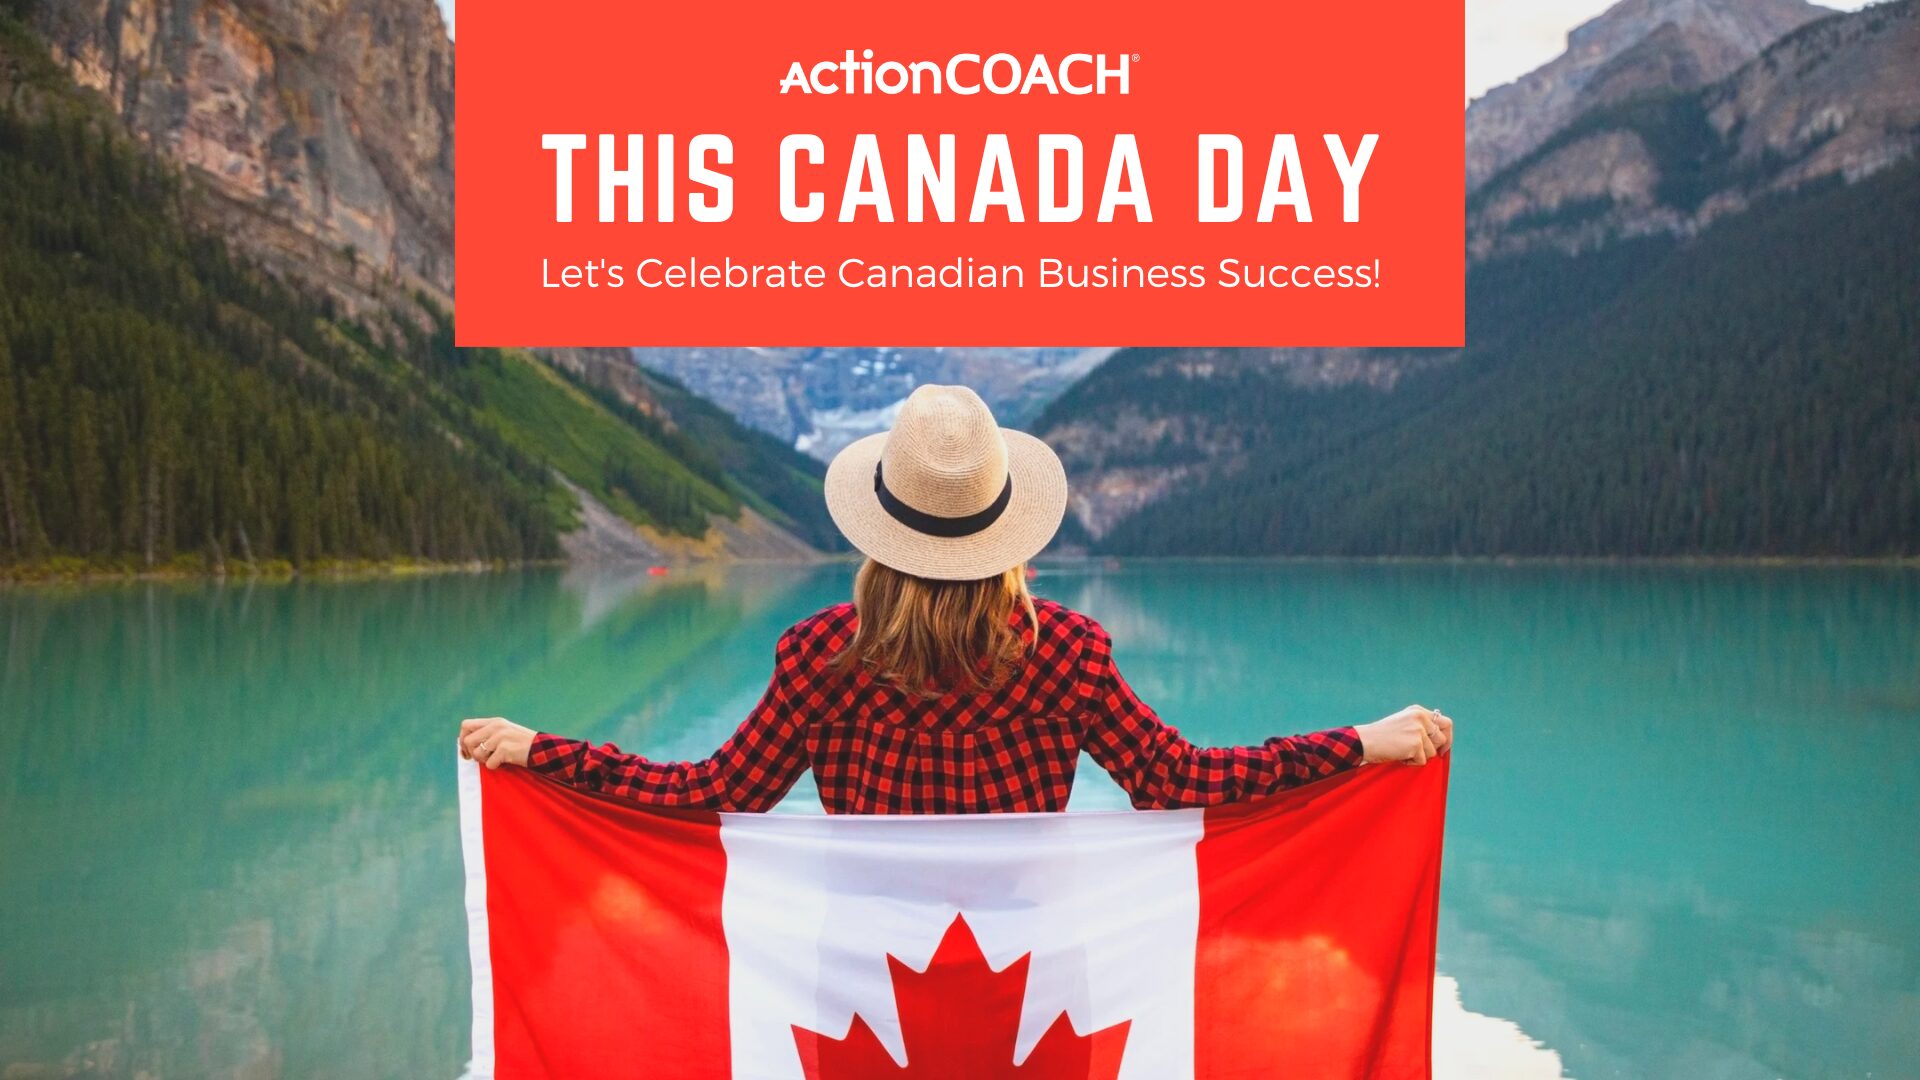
1468,1 -> 1920,259
33,0 -> 455,305
1708,2 -> 1920,189
1465,0 -> 1823,191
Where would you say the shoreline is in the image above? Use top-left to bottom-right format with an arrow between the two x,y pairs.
0,556 -> 569,588
5,550 -> 1917,588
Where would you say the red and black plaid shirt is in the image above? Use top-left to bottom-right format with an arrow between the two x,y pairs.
528,599 -> 1364,814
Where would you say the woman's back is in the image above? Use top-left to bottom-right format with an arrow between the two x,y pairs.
523,596 -> 1365,814
783,598 -> 1086,813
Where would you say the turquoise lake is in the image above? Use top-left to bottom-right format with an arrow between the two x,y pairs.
2,563 -> 1916,1078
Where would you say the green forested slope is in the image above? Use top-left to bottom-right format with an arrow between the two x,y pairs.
0,13 -> 826,574
632,369 -> 843,549
1042,161 -> 1920,557
0,87 -> 552,568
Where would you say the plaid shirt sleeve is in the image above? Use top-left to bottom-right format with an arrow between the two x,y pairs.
524,629 -> 810,812
1073,619 -> 1365,810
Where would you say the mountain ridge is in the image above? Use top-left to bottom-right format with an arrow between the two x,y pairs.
1464,0 -> 1825,190
1035,0 -> 1919,559
1469,0 -> 1920,259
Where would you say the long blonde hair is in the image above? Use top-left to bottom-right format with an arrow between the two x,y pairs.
833,559 -> 1039,697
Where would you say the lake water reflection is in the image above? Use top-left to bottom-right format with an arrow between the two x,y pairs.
2,563 -> 1915,1078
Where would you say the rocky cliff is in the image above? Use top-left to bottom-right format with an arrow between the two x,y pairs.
1708,2 -> 1920,189
1469,0 -> 1920,259
33,0 -> 454,309
1465,0 -> 1823,191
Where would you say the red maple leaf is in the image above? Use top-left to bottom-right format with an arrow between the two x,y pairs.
793,915 -> 1131,1079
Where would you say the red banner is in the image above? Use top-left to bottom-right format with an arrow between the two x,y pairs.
455,0 -> 1464,347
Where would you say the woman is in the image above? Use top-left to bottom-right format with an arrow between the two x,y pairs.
459,385 -> 1451,812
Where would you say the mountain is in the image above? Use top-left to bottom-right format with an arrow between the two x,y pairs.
23,0 -> 686,443
637,6 -> 1832,453
634,347 -> 1114,461
1470,1 -> 1920,258
29,0 -> 455,308
0,0 -> 835,575
1037,0 -> 1920,559
1464,0 -> 1825,191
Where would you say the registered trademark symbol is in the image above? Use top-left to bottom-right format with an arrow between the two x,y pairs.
1132,54 -> 1141,62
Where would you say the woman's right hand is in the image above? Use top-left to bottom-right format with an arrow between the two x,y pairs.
460,716 -> 536,769
1356,705 -> 1453,765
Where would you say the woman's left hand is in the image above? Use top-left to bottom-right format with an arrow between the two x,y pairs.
1355,705 -> 1454,765
460,717 -> 535,769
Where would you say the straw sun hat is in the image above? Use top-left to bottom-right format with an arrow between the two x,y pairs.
824,385 -> 1068,581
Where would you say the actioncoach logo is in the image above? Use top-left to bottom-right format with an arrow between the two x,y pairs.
778,50 -> 1134,96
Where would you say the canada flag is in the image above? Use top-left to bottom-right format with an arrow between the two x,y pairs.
457,756 -> 1448,1080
